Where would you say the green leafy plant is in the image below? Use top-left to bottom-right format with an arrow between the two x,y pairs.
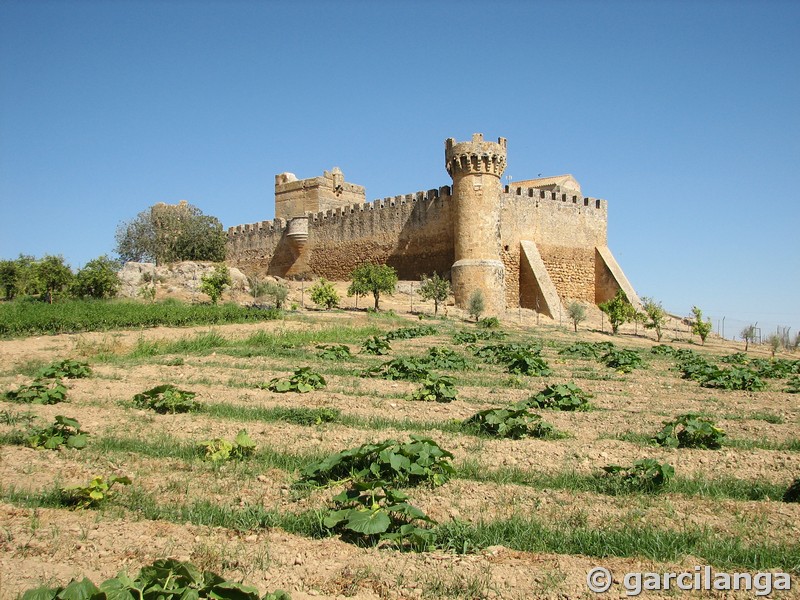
362,357 -> 431,381
62,474 -> 132,509
503,350 -> 551,376
418,271 -> 450,316
600,348 -> 644,373
20,558 -> 290,600
463,406 -> 557,439
421,346 -> 470,370
467,289 -> 485,322
316,344 -> 352,360
4,379 -> 67,405
323,480 -> 435,550
650,344 -> 678,356
452,329 -> 506,344
27,415 -> 88,450
600,459 -> 674,493
347,262 -> 398,311
301,436 -> 455,488
477,316 -> 500,329
559,341 -> 614,359
598,289 -> 636,334
273,407 -> 341,426
267,367 -> 326,393
566,301 -> 587,333
786,376 -> 800,394
521,382 -> 592,411
132,384 -> 201,414
641,297 -> 667,342
309,277 -> 340,310
361,335 -> 391,355
200,264 -> 231,305
198,429 -> 257,462
37,359 -> 92,379
691,306 -> 713,345
653,413 -> 726,449
384,325 -> 438,340
411,374 -> 457,402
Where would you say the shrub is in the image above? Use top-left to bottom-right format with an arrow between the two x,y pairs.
27,415 -> 88,450
691,306 -> 713,345
70,255 -> 121,299
347,262 -> 398,311
265,282 -> 290,309
418,272 -> 450,316
266,367 -> 326,393
200,265 -> 231,305
62,474 -> 131,509
316,344 -> 351,360
600,459 -> 674,493
198,430 -> 257,462
598,290 -> 636,334
467,289 -> 485,322
309,278 -> 340,310
522,382 -> 592,411
653,414 -> 725,449
361,336 -> 391,355
566,301 -> 587,333
132,385 -> 201,414
463,407 -> 557,439
4,379 -> 67,405
410,374 -> 457,403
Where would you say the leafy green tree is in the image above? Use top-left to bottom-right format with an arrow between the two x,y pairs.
467,289 -> 485,322
266,282 -> 289,309
691,306 -> 712,345
0,260 -> 18,299
766,334 -> 782,358
566,301 -> 586,333
115,201 -> 226,265
13,255 -> 41,297
35,255 -> 73,303
310,278 -> 340,310
70,255 -> 121,299
740,324 -> 756,351
347,262 -> 398,311
418,272 -> 450,316
200,264 -> 231,304
641,297 -> 667,342
598,289 -> 636,335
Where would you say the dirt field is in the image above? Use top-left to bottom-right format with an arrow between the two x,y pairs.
0,300 -> 798,599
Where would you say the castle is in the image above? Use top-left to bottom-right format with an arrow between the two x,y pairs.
226,134 -> 640,316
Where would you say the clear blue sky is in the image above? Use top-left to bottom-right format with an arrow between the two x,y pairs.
1,0 -> 798,338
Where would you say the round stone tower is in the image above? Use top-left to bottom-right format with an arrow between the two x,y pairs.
445,133 -> 507,315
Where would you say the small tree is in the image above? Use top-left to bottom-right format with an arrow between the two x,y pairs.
71,255 -> 121,299
310,278 -> 340,310
641,297 -> 667,342
418,272 -> 450,316
598,289 -> 635,335
35,255 -> 73,303
467,289 -> 485,322
266,282 -> 290,309
566,301 -> 586,333
740,324 -> 756,352
347,262 -> 398,311
766,334 -> 782,359
200,264 -> 231,304
691,306 -> 712,345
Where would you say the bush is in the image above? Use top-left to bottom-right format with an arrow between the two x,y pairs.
309,278 -> 340,310
70,255 -> 121,299
653,414 -> 725,449
200,265 -> 231,305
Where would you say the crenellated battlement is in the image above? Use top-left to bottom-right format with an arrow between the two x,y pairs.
503,185 -> 605,209
445,133 -> 508,178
